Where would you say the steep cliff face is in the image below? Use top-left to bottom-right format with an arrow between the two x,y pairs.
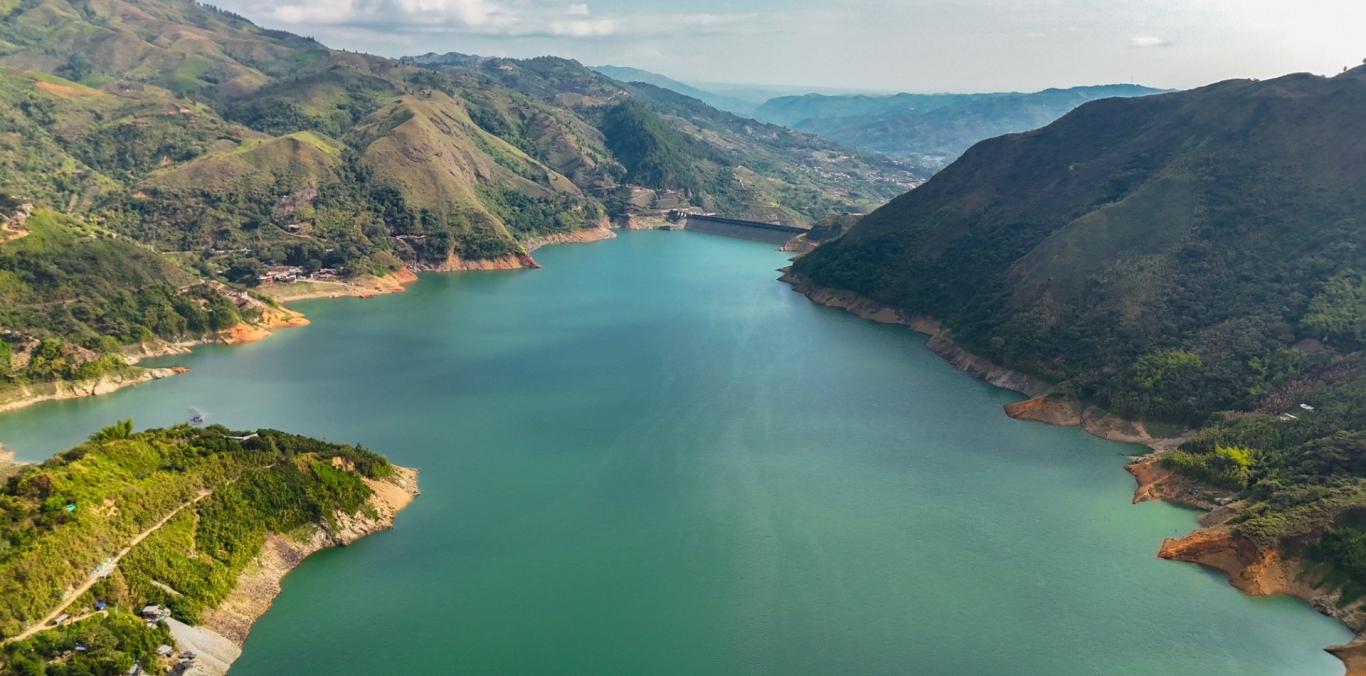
1160,527 -> 1366,632
434,252 -> 541,272
1003,396 -> 1082,427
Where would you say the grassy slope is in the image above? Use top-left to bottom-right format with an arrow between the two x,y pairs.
413,53 -> 917,225
350,90 -> 589,238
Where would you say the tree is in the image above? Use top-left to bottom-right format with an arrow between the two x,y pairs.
91,420 -> 134,442
1304,274 -> 1366,346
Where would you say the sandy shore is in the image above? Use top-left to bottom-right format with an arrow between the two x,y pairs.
260,268 -> 420,302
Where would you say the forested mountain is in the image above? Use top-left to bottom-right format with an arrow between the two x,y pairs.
755,85 -> 1163,170
0,0 -> 913,398
793,67 -> 1366,579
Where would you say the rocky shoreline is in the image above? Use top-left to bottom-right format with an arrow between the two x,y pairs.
175,466 -> 421,675
0,366 -> 184,414
779,269 -> 1364,674
0,226 -> 623,417
0,304 -> 308,415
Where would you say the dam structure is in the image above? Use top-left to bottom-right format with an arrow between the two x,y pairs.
680,213 -> 807,244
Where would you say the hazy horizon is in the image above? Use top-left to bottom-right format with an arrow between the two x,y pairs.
211,0 -> 1363,94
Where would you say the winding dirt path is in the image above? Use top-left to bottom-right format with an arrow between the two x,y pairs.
3,488 -> 213,644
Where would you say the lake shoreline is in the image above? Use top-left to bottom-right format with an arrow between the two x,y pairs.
0,226 -> 624,418
172,465 -> 421,675
0,304 -> 307,416
778,269 -> 1364,673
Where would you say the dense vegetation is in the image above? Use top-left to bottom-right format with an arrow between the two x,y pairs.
0,210 -> 247,392
794,67 -> 1366,584
0,423 -> 395,673
598,101 -> 716,196
3,610 -> 172,676
754,85 -> 1163,170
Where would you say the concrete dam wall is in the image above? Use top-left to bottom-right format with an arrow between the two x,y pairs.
683,215 -> 805,245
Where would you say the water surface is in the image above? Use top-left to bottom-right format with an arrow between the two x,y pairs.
0,231 -> 1349,674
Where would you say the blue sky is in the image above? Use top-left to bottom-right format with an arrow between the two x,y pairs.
212,0 -> 1365,92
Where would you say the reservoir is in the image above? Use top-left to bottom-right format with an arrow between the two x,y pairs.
0,231 -> 1350,674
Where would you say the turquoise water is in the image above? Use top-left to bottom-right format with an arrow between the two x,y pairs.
0,231 -> 1350,674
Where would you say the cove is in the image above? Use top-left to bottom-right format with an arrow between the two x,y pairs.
0,231 -> 1350,674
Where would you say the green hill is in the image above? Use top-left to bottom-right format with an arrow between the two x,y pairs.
408,52 -> 917,225
793,66 -> 1366,574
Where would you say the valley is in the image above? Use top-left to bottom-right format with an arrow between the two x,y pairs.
0,0 -> 1362,674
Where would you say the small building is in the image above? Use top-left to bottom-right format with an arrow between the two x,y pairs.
53,613 -> 71,626
156,645 -> 175,657
1299,403 -> 1316,412
140,605 -> 170,621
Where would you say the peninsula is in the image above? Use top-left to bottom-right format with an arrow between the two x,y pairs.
0,424 -> 418,675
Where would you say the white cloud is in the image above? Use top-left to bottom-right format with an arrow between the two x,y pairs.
1129,35 -> 1173,48
267,0 -> 505,30
567,3 -> 590,16
551,18 -> 617,37
270,0 -> 360,24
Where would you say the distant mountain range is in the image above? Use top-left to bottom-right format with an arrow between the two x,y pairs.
754,85 -> 1166,169
592,65 -> 1165,171
590,66 -> 890,117
591,65 -> 760,116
